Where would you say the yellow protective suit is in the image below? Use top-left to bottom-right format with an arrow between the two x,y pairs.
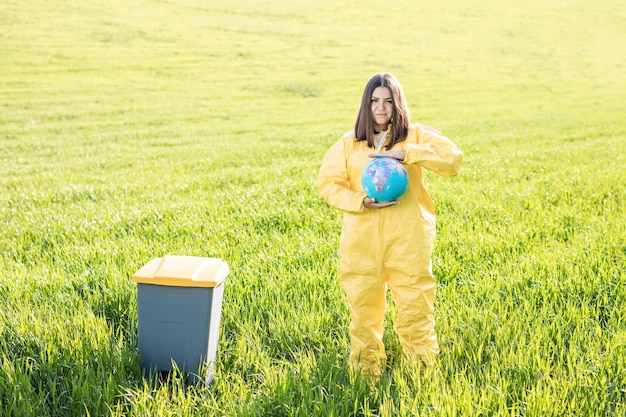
318,123 -> 462,377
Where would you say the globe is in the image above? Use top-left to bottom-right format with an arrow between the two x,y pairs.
361,157 -> 409,202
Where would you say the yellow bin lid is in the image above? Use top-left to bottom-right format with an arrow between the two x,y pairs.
132,255 -> 229,288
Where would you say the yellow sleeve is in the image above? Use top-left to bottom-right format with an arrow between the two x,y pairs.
317,138 -> 368,214
403,124 -> 463,178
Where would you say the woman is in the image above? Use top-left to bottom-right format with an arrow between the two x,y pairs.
318,72 -> 463,378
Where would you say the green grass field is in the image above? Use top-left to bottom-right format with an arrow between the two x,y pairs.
1,0 -> 625,415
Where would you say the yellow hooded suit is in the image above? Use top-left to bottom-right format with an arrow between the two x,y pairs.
318,123 -> 463,377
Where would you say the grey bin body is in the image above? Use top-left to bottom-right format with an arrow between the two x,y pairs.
133,256 -> 229,385
137,282 -> 224,384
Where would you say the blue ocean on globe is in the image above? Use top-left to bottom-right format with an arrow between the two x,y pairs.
361,157 -> 409,202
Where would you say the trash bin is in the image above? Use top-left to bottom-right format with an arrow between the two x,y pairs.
132,255 -> 229,385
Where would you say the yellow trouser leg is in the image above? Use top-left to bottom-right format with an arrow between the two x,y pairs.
340,272 -> 387,377
387,269 -> 439,366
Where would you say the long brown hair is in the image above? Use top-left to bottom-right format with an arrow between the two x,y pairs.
354,72 -> 410,150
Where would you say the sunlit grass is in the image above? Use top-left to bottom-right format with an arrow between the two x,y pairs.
1,0 -> 625,415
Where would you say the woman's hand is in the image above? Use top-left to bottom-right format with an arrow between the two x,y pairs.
368,150 -> 406,161
363,197 -> 399,209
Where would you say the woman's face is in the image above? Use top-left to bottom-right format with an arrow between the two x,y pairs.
371,86 -> 393,131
